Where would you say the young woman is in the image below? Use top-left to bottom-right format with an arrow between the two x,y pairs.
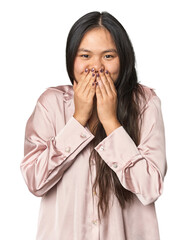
20,11 -> 167,240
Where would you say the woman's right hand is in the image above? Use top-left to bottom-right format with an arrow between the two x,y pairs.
73,68 -> 97,126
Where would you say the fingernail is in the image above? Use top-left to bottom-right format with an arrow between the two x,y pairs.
98,80 -> 102,86
100,68 -> 104,73
92,73 -> 95,77
91,68 -> 95,72
105,70 -> 109,74
85,68 -> 88,72
92,82 -> 95,86
96,82 -> 98,86
96,73 -> 99,77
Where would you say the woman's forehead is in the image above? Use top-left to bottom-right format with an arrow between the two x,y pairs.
78,28 -> 117,51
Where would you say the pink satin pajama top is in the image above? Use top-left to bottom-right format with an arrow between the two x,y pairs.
20,84 -> 167,240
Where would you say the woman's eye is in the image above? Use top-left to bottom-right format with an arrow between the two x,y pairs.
104,55 -> 114,59
81,54 -> 89,58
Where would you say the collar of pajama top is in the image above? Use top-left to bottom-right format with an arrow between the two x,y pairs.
20,84 -> 167,240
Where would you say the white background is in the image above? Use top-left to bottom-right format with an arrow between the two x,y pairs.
0,0 -> 187,239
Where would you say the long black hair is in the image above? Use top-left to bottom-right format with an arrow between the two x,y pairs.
66,11 -> 147,222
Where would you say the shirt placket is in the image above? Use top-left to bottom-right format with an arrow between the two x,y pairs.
90,156 -> 100,240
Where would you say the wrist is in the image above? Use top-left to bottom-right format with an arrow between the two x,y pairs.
102,117 -> 120,126
102,118 -> 121,136
73,114 -> 87,127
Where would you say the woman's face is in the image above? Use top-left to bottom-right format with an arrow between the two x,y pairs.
74,27 -> 120,83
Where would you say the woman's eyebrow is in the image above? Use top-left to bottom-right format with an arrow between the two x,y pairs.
77,48 -> 91,53
77,48 -> 117,53
102,49 -> 117,53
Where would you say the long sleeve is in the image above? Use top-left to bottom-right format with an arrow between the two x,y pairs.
20,96 -> 95,197
94,95 -> 167,205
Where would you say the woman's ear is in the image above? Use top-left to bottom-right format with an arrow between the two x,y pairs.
73,80 -> 77,90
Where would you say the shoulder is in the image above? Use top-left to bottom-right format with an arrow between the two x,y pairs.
138,84 -> 161,112
139,84 -> 157,101
37,84 -> 74,109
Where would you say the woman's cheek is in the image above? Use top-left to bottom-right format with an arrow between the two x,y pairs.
74,58 -> 86,75
107,57 -> 120,71
106,62 -> 120,81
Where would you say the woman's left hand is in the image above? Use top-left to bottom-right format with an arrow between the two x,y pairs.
95,69 -> 118,126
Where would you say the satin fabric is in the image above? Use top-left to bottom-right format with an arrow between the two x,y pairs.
20,84 -> 167,240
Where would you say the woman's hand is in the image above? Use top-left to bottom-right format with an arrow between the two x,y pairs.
95,69 -> 120,128
73,69 -> 96,126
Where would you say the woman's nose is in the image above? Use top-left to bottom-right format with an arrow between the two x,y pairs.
90,59 -> 104,72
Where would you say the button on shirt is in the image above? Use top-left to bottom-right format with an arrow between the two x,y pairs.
20,84 -> 167,240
